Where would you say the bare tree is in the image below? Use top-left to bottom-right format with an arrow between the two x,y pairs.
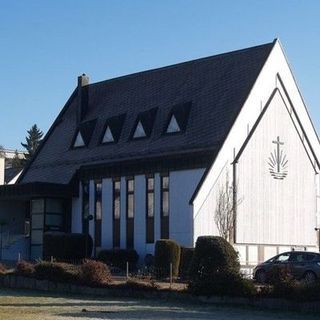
214,171 -> 242,242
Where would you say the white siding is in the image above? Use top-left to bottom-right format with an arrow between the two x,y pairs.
236,90 -> 317,246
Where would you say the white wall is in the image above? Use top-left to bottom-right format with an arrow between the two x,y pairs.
170,169 -> 205,247
0,158 -> 4,185
73,168 -> 204,259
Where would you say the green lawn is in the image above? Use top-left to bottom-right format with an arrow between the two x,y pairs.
0,288 -> 318,320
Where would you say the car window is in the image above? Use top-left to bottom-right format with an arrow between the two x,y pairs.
289,252 -> 304,262
275,253 -> 290,262
303,253 -> 316,262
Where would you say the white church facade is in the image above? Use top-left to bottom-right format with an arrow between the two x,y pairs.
0,39 -> 319,266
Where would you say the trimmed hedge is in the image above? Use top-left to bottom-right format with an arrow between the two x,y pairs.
179,247 -> 194,279
188,236 -> 249,297
34,261 -> 79,283
43,232 -> 93,260
189,271 -> 256,297
154,239 -> 181,278
189,236 -> 240,280
18,260 -> 112,287
97,249 -> 139,270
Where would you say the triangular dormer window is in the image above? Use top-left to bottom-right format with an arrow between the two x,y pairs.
133,121 -> 146,139
166,115 -> 181,133
102,126 -> 114,143
73,131 -> 85,148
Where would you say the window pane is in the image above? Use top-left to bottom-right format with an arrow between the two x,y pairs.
96,182 -> 102,195
127,179 -> 134,192
46,214 -> 63,226
162,176 -> 169,189
114,181 -> 120,191
147,178 -> 154,191
31,199 -> 44,214
147,192 -> 154,217
96,201 -> 102,220
127,194 -> 134,218
162,191 -> 169,217
46,199 -> 63,214
32,214 -> 44,229
114,196 -> 120,219
31,230 -> 43,244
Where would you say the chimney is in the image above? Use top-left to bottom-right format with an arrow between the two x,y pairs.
77,74 -> 89,123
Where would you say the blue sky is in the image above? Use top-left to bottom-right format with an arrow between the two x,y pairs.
1,0 -> 319,150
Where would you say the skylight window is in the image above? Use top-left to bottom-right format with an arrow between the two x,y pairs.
73,131 -> 85,148
166,115 -> 181,133
102,126 -> 115,143
133,121 -> 147,139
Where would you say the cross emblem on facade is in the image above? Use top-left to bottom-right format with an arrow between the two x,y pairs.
268,136 -> 288,180
272,136 -> 284,173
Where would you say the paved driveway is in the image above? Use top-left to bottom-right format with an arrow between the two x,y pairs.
0,289 -> 318,320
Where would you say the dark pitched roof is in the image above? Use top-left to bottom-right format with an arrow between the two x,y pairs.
19,41 -> 275,184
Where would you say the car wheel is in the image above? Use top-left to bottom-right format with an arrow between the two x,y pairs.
304,271 -> 317,283
255,270 -> 267,284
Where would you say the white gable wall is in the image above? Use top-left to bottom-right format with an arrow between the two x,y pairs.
193,40 -> 320,265
236,90 -> 316,246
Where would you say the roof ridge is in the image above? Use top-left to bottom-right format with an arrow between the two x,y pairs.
90,41 -> 275,87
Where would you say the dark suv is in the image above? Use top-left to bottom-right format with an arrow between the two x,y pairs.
253,251 -> 320,283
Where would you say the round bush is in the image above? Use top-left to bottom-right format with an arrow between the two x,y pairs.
189,236 -> 240,281
80,260 -> 112,286
154,239 -> 181,278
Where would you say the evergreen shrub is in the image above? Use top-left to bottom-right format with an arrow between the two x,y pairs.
154,239 -> 181,278
97,249 -> 139,270
179,247 -> 194,279
43,232 -> 93,260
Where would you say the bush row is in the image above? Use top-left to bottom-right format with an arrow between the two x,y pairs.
16,259 -> 111,287
43,232 -> 93,261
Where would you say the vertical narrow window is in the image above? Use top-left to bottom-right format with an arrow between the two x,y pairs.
126,178 -> 134,249
113,179 -> 121,248
146,176 -> 154,243
160,175 -> 169,239
82,181 -> 90,234
94,181 -> 102,248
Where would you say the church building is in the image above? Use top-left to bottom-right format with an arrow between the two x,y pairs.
0,39 -> 319,267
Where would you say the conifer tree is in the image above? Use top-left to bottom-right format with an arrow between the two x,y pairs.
21,124 -> 43,161
12,150 -> 25,169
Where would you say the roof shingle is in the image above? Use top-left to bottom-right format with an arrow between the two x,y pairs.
20,41 -> 275,184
